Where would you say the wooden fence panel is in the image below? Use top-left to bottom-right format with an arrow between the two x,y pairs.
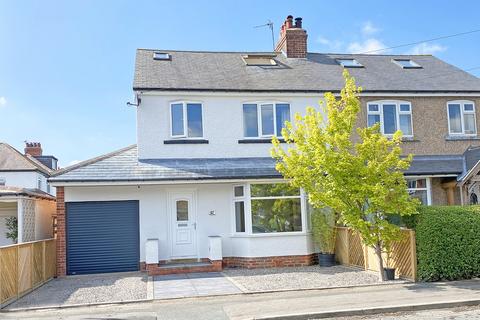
335,227 -> 417,281
0,246 -> 17,304
0,239 -> 56,308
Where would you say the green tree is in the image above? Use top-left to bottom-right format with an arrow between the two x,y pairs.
271,71 -> 418,280
5,216 -> 18,244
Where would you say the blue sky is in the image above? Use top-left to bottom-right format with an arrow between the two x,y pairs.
1,0 -> 480,166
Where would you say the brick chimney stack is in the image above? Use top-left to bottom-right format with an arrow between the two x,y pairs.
24,142 -> 43,157
275,15 -> 308,58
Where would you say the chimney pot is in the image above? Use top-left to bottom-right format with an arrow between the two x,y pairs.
285,15 -> 293,29
294,17 -> 303,28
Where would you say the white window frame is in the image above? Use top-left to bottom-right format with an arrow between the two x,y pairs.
367,100 -> 413,137
447,100 -> 477,136
231,181 -> 306,236
242,101 -> 291,138
406,176 -> 432,205
169,101 -> 204,138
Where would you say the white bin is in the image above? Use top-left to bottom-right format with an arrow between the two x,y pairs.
145,238 -> 159,264
208,236 -> 222,261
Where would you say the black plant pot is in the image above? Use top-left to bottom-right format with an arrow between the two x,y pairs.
318,253 -> 336,267
384,267 -> 396,280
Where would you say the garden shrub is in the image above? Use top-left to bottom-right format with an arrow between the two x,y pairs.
414,205 -> 480,281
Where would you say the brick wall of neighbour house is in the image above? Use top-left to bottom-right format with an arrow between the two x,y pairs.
357,97 -> 480,155
223,254 -> 316,269
55,186 -> 66,277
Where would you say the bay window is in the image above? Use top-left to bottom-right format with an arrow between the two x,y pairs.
243,103 -> 290,138
447,101 -> 476,136
232,183 -> 304,234
367,101 -> 413,137
170,102 -> 203,138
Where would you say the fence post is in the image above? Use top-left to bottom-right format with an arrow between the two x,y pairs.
0,248 -> 2,306
409,230 -> 417,281
346,229 -> 351,265
42,241 -> 46,282
363,242 -> 369,271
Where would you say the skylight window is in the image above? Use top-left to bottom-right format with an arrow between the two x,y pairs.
393,59 -> 421,69
336,59 -> 363,68
153,52 -> 171,60
242,54 -> 277,66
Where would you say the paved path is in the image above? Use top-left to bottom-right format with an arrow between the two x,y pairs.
1,279 -> 480,319
154,272 -> 242,299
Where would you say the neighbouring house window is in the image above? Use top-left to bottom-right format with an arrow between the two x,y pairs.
37,177 -> 42,190
47,183 -> 51,194
0,177 -> 5,186
447,101 -> 476,135
250,183 -> 302,233
170,102 -> 203,138
406,178 -> 431,205
367,101 -> 413,137
243,103 -> 290,137
233,185 -> 246,233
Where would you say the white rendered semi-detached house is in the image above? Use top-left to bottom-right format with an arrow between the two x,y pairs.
0,142 -> 57,246
50,15 -> 480,276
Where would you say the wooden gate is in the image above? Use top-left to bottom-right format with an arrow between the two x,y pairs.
335,227 -> 417,281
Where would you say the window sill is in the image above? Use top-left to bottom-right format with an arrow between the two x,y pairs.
238,138 -> 286,144
401,137 -> 420,142
164,139 -> 209,144
445,135 -> 480,141
229,232 -> 310,238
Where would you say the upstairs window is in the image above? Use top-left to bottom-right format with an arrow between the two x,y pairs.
170,102 -> 203,138
447,101 -> 476,135
367,100 -> 413,137
243,103 -> 290,138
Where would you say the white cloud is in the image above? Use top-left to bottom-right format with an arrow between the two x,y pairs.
362,21 -> 379,36
407,43 -> 447,55
0,97 -> 6,107
316,36 -> 344,51
347,38 -> 387,54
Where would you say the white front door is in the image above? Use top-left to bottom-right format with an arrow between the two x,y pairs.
170,192 -> 197,258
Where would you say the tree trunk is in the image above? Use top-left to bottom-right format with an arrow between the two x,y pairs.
374,242 -> 385,281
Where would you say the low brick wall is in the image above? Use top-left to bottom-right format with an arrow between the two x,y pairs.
223,254 -> 316,269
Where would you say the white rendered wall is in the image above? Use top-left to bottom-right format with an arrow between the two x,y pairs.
137,93 -> 324,159
64,183 -> 314,262
0,171 -> 54,195
35,200 -> 55,240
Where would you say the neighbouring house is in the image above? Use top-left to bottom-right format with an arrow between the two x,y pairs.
49,15 -> 480,276
0,142 -> 57,246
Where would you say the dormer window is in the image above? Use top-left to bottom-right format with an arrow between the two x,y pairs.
243,102 -> 290,138
392,59 -> 421,69
336,59 -> 363,68
153,52 -> 171,60
170,102 -> 203,138
367,100 -> 413,137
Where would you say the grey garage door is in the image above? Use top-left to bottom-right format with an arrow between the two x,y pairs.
66,200 -> 139,275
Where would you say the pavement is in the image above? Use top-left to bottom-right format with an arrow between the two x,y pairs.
1,279 -> 480,319
153,272 -> 242,299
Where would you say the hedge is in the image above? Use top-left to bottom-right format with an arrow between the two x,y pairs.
411,206 -> 480,281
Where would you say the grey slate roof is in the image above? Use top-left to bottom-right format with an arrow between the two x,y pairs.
0,143 -> 52,175
134,49 -> 480,93
0,187 -> 56,200
50,145 -> 467,183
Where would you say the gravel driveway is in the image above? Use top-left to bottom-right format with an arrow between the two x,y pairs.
6,272 -> 148,310
223,265 -> 400,292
